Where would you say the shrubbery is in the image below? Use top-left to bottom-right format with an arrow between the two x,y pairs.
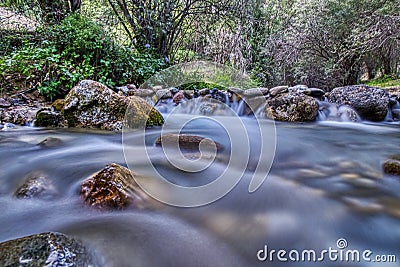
0,13 -> 167,99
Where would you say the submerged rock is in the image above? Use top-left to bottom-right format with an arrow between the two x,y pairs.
63,80 -> 163,131
383,155 -> 400,176
80,163 -> 156,210
15,174 -> 57,199
264,92 -> 319,122
155,134 -> 223,152
37,137 -> 63,148
0,232 -> 94,267
328,85 -> 389,121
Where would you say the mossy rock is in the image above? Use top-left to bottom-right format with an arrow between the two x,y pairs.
63,80 -> 164,131
51,99 -> 65,112
35,109 -> 64,127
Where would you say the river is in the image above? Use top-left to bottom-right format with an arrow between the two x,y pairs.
0,115 -> 399,266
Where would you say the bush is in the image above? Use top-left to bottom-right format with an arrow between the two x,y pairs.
0,13 -> 167,100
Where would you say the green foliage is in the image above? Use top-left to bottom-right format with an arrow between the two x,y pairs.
178,82 -> 225,91
0,13 -> 166,99
367,75 -> 400,88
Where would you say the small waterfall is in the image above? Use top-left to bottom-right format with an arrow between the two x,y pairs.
385,106 -> 394,122
230,99 -> 245,116
317,101 -> 361,122
154,94 -> 247,116
385,101 -> 400,122
389,100 -> 400,122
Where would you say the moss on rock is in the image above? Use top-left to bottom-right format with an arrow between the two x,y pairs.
63,80 -> 164,131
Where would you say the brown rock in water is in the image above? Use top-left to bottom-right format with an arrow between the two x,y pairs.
155,134 -> 223,152
383,155 -> 400,176
173,91 -> 185,104
0,232 -> 94,267
80,163 -> 155,210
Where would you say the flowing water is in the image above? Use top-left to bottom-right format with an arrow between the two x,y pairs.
1,111 -> 400,266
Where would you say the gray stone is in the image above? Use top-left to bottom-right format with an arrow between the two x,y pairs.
228,87 -> 244,96
265,92 -> 319,122
0,106 -> 38,125
0,232 -> 94,267
303,88 -> 326,97
243,88 -> 269,97
270,86 -> 289,97
132,89 -> 155,97
155,89 -> 172,99
328,85 -> 389,121
289,84 -> 308,91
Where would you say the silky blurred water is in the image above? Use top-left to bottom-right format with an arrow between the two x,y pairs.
0,118 -> 399,266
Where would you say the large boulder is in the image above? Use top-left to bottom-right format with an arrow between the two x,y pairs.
80,163 -> 158,210
328,85 -> 389,121
0,232 -> 94,267
63,80 -> 164,131
264,92 -> 319,122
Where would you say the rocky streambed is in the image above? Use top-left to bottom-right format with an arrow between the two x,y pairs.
1,80 -> 400,130
1,80 -> 400,266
